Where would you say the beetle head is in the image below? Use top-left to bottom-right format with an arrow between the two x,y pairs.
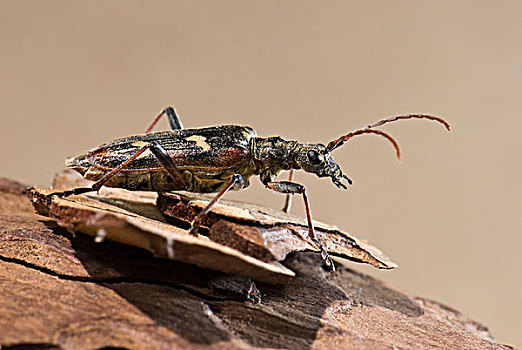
294,144 -> 352,189
305,114 -> 451,189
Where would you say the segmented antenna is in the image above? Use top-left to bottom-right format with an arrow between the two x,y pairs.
327,129 -> 401,160
326,114 -> 450,160
361,114 -> 451,131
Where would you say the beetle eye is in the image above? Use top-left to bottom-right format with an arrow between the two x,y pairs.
307,150 -> 323,165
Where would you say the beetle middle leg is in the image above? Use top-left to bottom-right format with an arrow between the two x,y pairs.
189,174 -> 245,236
265,180 -> 335,271
49,141 -> 186,197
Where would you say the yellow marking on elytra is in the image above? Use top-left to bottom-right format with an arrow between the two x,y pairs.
136,149 -> 152,159
186,135 -> 211,152
130,141 -> 152,159
131,140 -> 150,148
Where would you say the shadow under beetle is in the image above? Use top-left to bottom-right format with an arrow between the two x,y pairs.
52,107 -> 450,271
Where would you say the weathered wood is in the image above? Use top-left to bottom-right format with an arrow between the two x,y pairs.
0,177 -> 514,350
157,191 -> 396,269
28,185 -> 294,285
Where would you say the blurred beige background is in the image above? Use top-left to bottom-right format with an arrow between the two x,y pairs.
1,1 -> 520,347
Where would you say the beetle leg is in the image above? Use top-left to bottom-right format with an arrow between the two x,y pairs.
266,180 -> 335,271
48,145 -> 154,197
189,174 -> 245,236
148,141 -> 186,188
265,181 -> 314,238
145,106 -> 184,133
49,142 -> 186,198
281,169 -> 294,213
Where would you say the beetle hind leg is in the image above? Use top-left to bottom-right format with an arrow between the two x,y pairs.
145,106 -> 184,133
48,142 -> 186,198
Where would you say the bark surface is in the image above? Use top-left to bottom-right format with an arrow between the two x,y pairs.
0,177 -> 513,350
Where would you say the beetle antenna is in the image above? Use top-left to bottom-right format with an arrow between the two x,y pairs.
361,114 -> 451,131
327,129 -> 401,160
326,114 -> 451,159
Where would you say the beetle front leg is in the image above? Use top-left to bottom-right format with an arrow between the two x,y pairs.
189,174 -> 245,236
281,169 -> 294,213
265,180 -> 335,271
48,142 -> 186,198
145,106 -> 184,133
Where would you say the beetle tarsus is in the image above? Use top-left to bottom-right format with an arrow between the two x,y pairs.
188,220 -> 201,236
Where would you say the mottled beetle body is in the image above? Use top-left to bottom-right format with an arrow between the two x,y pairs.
68,125 -> 258,193
54,107 -> 450,271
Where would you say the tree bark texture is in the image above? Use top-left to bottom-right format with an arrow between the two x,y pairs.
0,177 -> 514,350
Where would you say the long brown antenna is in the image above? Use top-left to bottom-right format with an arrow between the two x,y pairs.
326,114 -> 450,160
362,114 -> 451,131
327,129 -> 401,160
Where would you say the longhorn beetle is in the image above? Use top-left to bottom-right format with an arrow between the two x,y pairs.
49,107 -> 450,270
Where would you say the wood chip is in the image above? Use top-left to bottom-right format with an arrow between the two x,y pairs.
158,191 -> 397,269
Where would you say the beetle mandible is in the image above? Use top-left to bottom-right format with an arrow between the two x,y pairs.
50,107 -> 450,270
